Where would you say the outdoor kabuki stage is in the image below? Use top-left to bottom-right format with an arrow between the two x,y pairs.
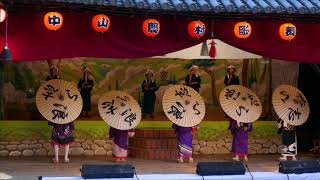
2,0 -> 320,180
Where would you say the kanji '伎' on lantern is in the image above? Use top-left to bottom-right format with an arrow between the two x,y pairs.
234,22 -> 252,39
44,12 -> 63,31
279,23 -> 296,41
142,19 -> 160,37
92,14 -> 110,33
188,20 -> 206,38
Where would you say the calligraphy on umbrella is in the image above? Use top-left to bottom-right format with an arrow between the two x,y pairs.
36,79 -> 83,124
98,91 -> 142,130
219,85 -> 262,123
101,96 -> 137,127
272,85 -> 310,126
162,85 -> 205,127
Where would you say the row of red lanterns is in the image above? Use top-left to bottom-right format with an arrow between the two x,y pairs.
44,12 -> 205,38
44,12 -> 296,41
234,21 -> 296,41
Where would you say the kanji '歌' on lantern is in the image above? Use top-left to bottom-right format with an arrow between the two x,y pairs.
142,19 -> 160,37
188,20 -> 206,38
44,12 -> 63,31
234,21 -> 252,39
92,14 -> 110,33
279,23 -> 296,41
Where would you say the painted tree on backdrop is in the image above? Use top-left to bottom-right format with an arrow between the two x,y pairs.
185,59 -> 219,107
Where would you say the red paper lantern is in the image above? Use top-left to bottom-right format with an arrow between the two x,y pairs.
188,21 -> 206,38
92,14 -> 111,33
0,8 -> 6,23
234,22 -> 252,39
142,19 -> 160,37
44,12 -> 63,31
279,23 -> 296,41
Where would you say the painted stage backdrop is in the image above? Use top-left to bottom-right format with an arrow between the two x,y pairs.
2,58 -> 273,120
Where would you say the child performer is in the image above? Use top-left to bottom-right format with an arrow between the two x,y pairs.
229,120 -> 252,161
278,119 -> 297,161
173,124 -> 199,163
109,127 -> 135,162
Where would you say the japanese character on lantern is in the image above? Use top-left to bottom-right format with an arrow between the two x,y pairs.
92,14 -> 111,33
143,19 -> 160,37
279,23 -> 296,41
44,12 -> 63,31
234,22 -> 252,39
188,20 -> 206,38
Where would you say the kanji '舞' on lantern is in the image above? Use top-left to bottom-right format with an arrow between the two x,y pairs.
44,12 -> 63,31
142,19 -> 160,37
234,22 -> 252,39
188,20 -> 206,38
279,23 -> 296,41
92,14 -> 110,33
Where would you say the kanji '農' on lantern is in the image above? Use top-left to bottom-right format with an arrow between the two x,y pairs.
142,19 -> 160,37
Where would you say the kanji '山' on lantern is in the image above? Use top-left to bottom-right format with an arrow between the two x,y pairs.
234,22 -> 252,39
279,23 -> 296,41
142,19 -> 160,37
44,12 -> 63,31
92,14 -> 110,33
188,20 -> 206,38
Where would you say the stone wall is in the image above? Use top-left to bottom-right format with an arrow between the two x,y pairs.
0,136 -> 281,157
192,136 -> 280,155
0,139 -> 113,157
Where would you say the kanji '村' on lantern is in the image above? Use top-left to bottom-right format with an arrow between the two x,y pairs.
188,20 -> 206,38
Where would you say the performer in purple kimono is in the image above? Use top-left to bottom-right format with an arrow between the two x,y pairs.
49,122 -> 75,163
229,119 -> 252,161
109,127 -> 134,163
46,65 -> 75,163
224,65 -> 252,161
173,124 -> 199,163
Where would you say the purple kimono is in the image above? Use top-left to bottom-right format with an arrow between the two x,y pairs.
49,122 -> 75,147
229,119 -> 252,156
109,127 -> 133,158
172,124 -> 193,158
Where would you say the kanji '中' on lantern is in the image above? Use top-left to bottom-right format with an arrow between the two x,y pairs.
142,19 -> 160,37
0,8 -> 6,23
188,20 -> 206,38
92,14 -> 110,33
44,12 -> 63,31
279,23 -> 296,41
234,21 -> 252,39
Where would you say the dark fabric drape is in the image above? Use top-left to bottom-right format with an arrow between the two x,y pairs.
214,20 -> 320,64
0,13 -> 209,61
1,13 -> 320,63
